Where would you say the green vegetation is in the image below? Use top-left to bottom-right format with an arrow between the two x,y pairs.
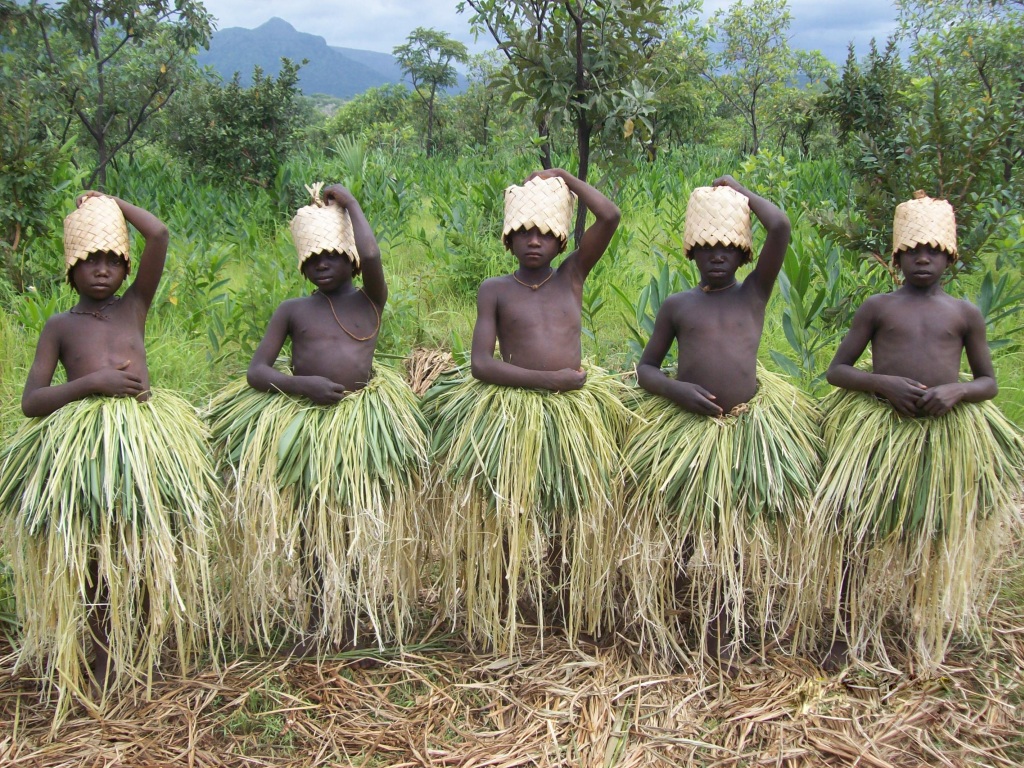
0,0 -> 1022,563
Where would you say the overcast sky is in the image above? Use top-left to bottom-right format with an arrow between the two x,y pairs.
199,0 -> 900,65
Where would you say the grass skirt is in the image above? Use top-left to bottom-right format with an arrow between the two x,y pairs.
423,369 -> 633,653
0,391 -> 219,721
207,365 -> 428,650
815,391 -> 1024,669
622,370 -> 823,663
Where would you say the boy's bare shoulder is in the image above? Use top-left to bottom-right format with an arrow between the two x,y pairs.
949,294 -> 985,321
854,292 -> 894,315
477,274 -> 514,296
40,309 -> 77,335
663,286 -> 704,308
272,294 -> 315,315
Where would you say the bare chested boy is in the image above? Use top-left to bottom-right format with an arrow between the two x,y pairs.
471,168 -> 620,388
247,185 -> 384,397
22,191 -> 165,416
636,176 -> 789,411
209,183 -> 427,656
624,176 -> 822,668
427,168 -> 627,653
817,192 -> 1022,669
1,192 -> 217,716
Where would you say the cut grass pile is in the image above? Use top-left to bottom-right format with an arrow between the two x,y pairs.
2,537 -> 1023,767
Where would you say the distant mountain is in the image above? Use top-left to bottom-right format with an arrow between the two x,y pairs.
196,17 -> 411,99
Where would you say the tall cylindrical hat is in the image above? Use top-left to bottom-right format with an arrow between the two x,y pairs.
289,182 -> 360,272
502,176 -> 575,250
892,191 -> 957,260
683,186 -> 752,261
63,195 -> 131,279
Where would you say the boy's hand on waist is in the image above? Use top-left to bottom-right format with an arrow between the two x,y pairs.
917,383 -> 963,416
877,375 -> 927,417
543,367 -> 586,392
676,382 -> 723,417
87,364 -> 144,398
298,375 -> 347,404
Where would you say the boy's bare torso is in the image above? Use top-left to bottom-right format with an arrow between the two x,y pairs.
668,282 -> 766,411
489,270 -> 583,371
50,296 -> 151,392
865,289 -> 972,387
284,289 -> 378,391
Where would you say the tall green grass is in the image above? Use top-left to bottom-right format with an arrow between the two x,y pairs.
1,144 -> 1021,425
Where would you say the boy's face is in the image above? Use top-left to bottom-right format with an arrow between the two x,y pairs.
896,244 -> 950,287
301,250 -> 354,291
507,227 -> 563,269
689,244 -> 746,286
70,251 -> 128,298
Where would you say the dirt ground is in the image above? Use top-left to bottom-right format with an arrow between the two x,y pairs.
2,580 -> 1023,768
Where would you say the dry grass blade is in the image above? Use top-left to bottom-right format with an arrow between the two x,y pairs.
4,563 -> 1024,768
207,365 -> 429,651
406,348 -> 454,397
423,368 -> 633,653
815,391 -> 1024,669
0,391 -> 221,726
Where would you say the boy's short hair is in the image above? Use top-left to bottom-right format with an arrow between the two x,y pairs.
290,182 -> 361,275
502,176 -> 575,253
892,191 -> 958,262
683,186 -> 753,264
64,196 -> 131,284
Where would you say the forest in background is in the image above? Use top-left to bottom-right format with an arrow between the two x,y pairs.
1,0 -> 1022,425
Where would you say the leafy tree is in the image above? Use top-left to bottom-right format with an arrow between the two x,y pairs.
15,0 -> 212,189
618,2 -> 709,160
0,2 -> 81,290
817,2 -> 1024,266
703,0 -> 822,155
163,59 -> 306,188
321,84 -> 417,152
393,27 -> 468,157
459,0 -> 671,241
824,39 -> 908,146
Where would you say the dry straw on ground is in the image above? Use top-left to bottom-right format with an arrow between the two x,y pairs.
3,541 -> 1024,768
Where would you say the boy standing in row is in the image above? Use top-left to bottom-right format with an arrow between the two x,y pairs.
0,192 -> 218,717
624,177 -> 821,667
819,192 -> 1024,668
426,168 -> 629,652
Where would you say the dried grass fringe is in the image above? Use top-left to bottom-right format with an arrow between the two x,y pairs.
0,391 -> 220,724
815,390 -> 1024,669
423,369 -> 633,653
207,364 -> 428,651
622,369 -> 824,664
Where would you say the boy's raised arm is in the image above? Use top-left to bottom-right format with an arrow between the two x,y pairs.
527,168 -> 620,279
712,176 -> 790,298
102,194 -> 169,308
323,185 -> 386,308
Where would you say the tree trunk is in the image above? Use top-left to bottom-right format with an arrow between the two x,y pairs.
426,94 -> 436,157
538,114 -> 552,169
573,116 -> 592,246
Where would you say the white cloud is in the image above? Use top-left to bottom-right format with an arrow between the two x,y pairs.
200,0 -> 899,63
202,0 -> 484,53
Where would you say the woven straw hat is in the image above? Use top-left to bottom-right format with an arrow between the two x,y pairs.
683,186 -> 753,261
289,183 -> 360,272
892,191 -> 957,260
64,195 -> 130,278
502,176 -> 575,250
